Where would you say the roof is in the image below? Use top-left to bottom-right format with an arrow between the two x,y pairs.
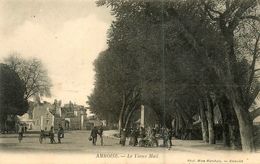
17,113 -> 33,122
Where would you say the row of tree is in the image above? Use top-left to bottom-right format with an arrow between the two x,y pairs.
88,0 -> 259,152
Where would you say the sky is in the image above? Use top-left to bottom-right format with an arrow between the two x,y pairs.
0,0 -> 113,106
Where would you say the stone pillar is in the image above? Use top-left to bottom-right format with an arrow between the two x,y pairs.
81,115 -> 84,130
141,105 -> 145,128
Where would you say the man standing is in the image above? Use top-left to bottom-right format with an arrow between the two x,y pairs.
18,123 -> 24,143
129,127 -> 135,146
90,126 -> 98,145
134,127 -> 139,146
168,128 -> 173,147
57,124 -> 64,144
120,128 -> 127,146
98,125 -> 104,146
151,127 -> 158,147
49,126 -> 56,144
161,127 -> 167,146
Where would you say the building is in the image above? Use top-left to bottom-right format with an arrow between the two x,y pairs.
61,103 -> 87,130
19,100 -> 89,131
17,113 -> 34,130
32,101 -> 54,131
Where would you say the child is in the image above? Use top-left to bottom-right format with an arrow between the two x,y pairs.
49,126 -> 56,144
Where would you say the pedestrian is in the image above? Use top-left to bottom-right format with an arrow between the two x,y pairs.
129,127 -> 134,146
49,126 -> 56,144
185,122 -> 193,140
120,128 -> 127,146
163,128 -> 172,149
151,127 -> 158,147
39,129 -> 45,144
98,125 -> 104,146
140,127 -> 146,139
18,123 -> 23,143
162,127 -> 170,148
57,124 -> 64,144
133,127 -> 139,146
90,126 -> 98,145
168,128 -> 173,147
147,127 -> 152,138
161,127 -> 166,146
138,127 -> 146,147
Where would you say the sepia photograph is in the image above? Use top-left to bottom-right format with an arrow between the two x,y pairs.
0,0 -> 259,164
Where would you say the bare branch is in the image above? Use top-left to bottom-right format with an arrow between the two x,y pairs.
241,15 -> 260,22
254,68 -> 260,72
250,107 -> 260,119
247,33 -> 260,96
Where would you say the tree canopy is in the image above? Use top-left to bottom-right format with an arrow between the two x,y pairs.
0,64 -> 28,130
4,54 -> 52,100
89,0 -> 259,152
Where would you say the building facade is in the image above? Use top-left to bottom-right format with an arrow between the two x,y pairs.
32,102 -> 54,131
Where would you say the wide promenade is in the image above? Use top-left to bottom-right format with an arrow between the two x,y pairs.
1,131 -> 260,164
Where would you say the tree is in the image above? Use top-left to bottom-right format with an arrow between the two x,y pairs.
201,0 -> 259,152
4,54 -> 52,100
0,63 -> 28,131
88,49 -> 141,130
94,0 -> 259,152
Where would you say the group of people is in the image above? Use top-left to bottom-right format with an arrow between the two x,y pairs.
17,123 -> 65,144
161,127 -> 173,148
39,124 -> 64,144
17,123 -> 174,148
89,125 -> 103,145
120,126 -> 174,149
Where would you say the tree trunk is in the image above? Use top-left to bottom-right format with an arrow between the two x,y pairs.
199,100 -> 209,143
206,96 -> 215,144
122,105 -> 130,126
175,115 -> 180,138
177,112 -> 185,139
229,124 -> 239,149
118,95 -> 126,131
218,5 -> 256,152
124,107 -> 136,129
231,89 -> 255,152
0,114 -> 7,133
222,123 -> 230,147
118,94 -> 126,134
228,106 -> 241,150
218,100 -> 230,147
118,110 -> 123,131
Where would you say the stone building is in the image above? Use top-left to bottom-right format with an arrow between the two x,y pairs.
60,103 -> 87,130
18,100 -> 89,131
32,101 -> 54,131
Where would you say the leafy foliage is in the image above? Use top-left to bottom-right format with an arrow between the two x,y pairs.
0,64 -> 28,122
90,1 -> 259,143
